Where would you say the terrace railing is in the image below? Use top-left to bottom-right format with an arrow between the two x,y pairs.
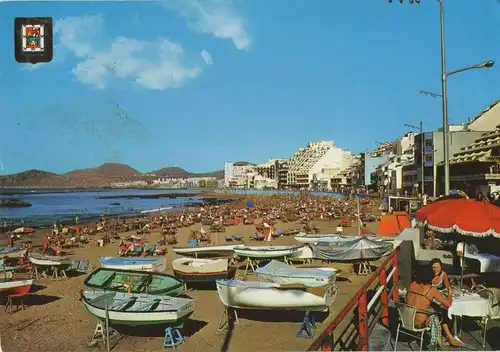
307,249 -> 400,351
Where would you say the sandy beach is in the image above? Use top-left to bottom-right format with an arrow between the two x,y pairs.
0,195 -> 383,352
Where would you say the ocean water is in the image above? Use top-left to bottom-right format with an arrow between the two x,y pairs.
0,188 -> 201,227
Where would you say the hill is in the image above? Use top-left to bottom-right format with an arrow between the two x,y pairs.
0,169 -> 74,188
65,163 -> 141,186
0,163 -> 224,188
150,167 -> 224,179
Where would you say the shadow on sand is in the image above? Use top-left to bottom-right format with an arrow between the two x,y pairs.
110,319 -> 208,338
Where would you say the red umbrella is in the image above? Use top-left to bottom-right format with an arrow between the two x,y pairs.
414,198 -> 500,237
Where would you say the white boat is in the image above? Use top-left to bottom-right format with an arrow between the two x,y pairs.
172,258 -> 235,283
0,279 -> 33,293
234,245 -> 304,258
98,256 -> 167,272
0,247 -> 27,259
28,252 -> 71,266
140,207 -> 172,214
173,244 -> 240,257
255,260 -> 338,286
216,279 -> 338,312
294,234 -> 343,244
81,290 -> 194,326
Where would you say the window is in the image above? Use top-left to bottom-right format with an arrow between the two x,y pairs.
425,155 -> 433,162
425,139 -> 433,147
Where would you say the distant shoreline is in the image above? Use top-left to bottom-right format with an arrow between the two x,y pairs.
0,187 -> 206,196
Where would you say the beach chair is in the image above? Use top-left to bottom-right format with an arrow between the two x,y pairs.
225,236 -> 234,243
232,235 -> 242,241
394,302 -> 441,351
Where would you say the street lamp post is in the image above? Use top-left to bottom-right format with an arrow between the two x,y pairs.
405,122 -> 424,198
388,0 -> 495,195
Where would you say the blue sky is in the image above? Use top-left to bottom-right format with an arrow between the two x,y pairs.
0,0 -> 499,174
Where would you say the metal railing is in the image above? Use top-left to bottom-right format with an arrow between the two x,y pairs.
307,249 -> 399,351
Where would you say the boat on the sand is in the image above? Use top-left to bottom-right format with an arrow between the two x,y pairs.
293,234 -> 343,244
84,268 -> 185,296
0,279 -> 32,293
172,244 -> 240,257
140,207 -> 172,214
216,279 -> 337,312
13,227 -> 34,234
28,252 -> 71,266
0,247 -> 27,259
255,260 -> 338,286
172,258 -> 235,283
98,256 -> 167,272
233,245 -> 304,258
81,290 -> 194,327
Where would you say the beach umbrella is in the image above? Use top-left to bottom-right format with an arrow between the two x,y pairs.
414,198 -> 500,237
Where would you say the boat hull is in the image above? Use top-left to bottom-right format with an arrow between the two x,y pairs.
0,248 -> 27,259
173,268 -> 236,283
234,245 -> 304,258
172,258 -> 234,282
294,235 -> 343,244
29,256 -> 71,267
0,279 -> 33,293
82,301 -> 193,326
216,280 -> 337,312
256,269 -> 337,286
173,244 -> 240,257
98,257 -> 166,273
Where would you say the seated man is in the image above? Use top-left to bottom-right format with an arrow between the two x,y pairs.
406,266 -> 462,347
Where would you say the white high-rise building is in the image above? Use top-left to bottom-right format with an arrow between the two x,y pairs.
223,162 -> 255,188
287,141 -> 353,190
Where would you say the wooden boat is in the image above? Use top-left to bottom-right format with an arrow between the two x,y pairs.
13,227 -> 34,234
216,279 -> 337,312
172,244 -> 240,257
98,256 -> 167,272
0,271 -> 13,282
0,247 -> 27,259
172,258 -> 235,283
81,290 -> 194,326
84,268 -> 185,296
294,234 -> 343,244
28,252 -> 71,266
0,279 -> 32,293
255,260 -> 337,286
233,245 -> 304,259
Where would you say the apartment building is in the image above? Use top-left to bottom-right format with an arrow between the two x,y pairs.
223,162 -> 255,188
287,141 -> 353,190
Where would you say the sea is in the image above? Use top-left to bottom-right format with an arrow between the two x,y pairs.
0,188 -> 201,228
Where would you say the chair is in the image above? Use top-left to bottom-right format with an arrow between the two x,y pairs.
394,302 -> 441,351
472,285 -> 500,348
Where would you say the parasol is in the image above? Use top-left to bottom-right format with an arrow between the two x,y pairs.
414,198 -> 500,237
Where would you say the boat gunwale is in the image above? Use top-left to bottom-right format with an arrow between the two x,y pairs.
84,267 -> 186,294
234,245 -> 304,252
81,295 -> 194,314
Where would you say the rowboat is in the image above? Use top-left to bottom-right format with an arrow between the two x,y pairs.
172,258 -> 235,283
98,256 -> 167,272
255,260 -> 337,286
0,247 -> 27,259
172,244 -> 240,257
13,227 -> 34,234
81,290 -> 194,326
0,271 -> 13,282
0,279 -> 32,293
28,252 -> 72,266
294,234 -> 343,244
84,268 -> 185,296
216,279 -> 337,312
234,245 -> 304,259
140,207 -> 172,214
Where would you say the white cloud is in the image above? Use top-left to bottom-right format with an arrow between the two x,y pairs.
165,0 -> 251,51
201,50 -> 213,65
44,15 -> 202,90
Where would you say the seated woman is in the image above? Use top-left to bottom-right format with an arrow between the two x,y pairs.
406,266 -> 462,347
431,258 -> 452,297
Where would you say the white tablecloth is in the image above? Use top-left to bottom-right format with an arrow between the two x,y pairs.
448,293 -> 491,319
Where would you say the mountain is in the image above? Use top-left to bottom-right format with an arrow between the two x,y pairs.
151,167 -> 224,179
65,163 -> 141,186
0,169 -> 73,188
0,163 -> 224,188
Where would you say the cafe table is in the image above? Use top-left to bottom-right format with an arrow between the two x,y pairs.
448,292 -> 491,348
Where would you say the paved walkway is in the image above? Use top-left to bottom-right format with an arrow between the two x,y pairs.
369,302 -> 500,351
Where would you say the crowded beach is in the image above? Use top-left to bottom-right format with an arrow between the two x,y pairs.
1,192 -> 500,351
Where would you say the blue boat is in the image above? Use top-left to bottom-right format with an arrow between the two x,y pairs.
0,246 -> 26,258
98,256 -> 167,273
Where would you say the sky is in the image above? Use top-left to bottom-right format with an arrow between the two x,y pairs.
0,0 -> 499,175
